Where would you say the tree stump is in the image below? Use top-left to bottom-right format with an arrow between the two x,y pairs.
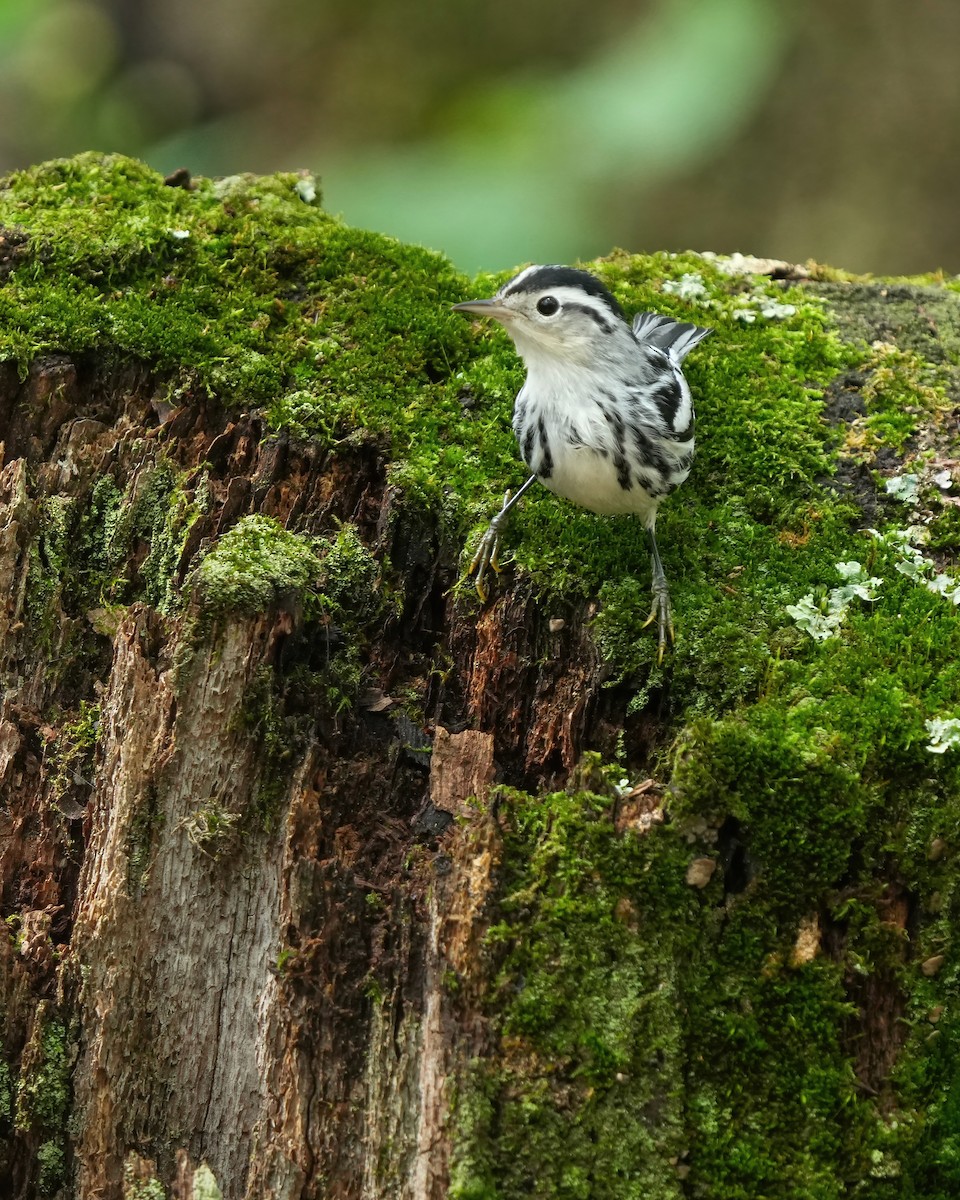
2,155 -> 960,1199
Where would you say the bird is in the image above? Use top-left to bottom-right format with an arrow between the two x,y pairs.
452,263 -> 711,661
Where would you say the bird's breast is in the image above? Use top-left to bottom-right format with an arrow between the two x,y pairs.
514,383 -> 693,523
541,441 -> 662,519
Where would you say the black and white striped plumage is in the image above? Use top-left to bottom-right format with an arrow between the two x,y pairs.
453,264 -> 711,658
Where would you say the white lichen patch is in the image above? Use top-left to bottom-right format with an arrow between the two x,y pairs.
870,526 -> 960,605
925,717 -> 960,754
786,561 -> 882,641
661,273 -> 710,301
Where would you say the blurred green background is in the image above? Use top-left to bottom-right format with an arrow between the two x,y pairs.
2,0 -> 958,275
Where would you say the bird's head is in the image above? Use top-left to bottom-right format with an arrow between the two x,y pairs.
453,264 -> 627,367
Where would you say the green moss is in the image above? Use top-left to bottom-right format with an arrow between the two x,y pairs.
0,152 -> 471,436
125,461 -> 209,614
15,1017 -> 70,1134
927,505 -> 960,553
453,736 -> 960,1198
232,664 -> 297,830
26,474 -> 124,641
21,456 -> 208,704
853,342 -> 948,458
46,699 -> 100,805
318,523 -> 385,626
14,1012 -> 71,1194
227,520 -> 384,821
455,540 -> 960,1194
451,774 -> 694,1200
126,782 -> 164,896
0,157 -> 875,711
185,518 -> 389,832
0,1057 -> 12,1123
812,279 -> 960,366
123,1162 -> 168,1200
6,155 -> 960,1195
37,1141 -> 66,1196
194,514 -> 323,617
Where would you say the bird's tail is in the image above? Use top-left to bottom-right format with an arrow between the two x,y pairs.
632,312 -> 712,363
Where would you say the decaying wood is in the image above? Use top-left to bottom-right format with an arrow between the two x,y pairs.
5,253 -> 955,1198
0,357 -> 566,1198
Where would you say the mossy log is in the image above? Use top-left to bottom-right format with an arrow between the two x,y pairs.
2,154 -> 960,1200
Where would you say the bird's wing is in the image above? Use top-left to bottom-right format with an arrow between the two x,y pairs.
632,312 -> 711,363
621,372 -> 685,436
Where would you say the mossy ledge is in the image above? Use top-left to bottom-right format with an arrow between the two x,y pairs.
1,154 -> 960,1197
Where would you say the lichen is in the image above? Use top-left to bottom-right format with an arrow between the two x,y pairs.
191,1163 -> 223,1200
180,798 -> 240,857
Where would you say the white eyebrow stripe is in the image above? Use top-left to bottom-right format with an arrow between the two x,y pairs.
499,263 -> 545,297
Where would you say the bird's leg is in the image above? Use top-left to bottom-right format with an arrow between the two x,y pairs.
469,474 -> 538,601
641,524 -> 674,663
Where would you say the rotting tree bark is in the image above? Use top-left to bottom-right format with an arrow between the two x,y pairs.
0,359 -> 554,1198
4,157 -> 960,1200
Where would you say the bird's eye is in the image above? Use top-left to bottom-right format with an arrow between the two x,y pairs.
536,295 -> 559,316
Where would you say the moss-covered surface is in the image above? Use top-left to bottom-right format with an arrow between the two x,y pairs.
444,248 -> 960,1195
194,513 -> 324,618
3,154 -> 960,1195
14,1011 -> 71,1195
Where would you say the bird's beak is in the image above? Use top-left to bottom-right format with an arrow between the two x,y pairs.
451,298 -> 508,319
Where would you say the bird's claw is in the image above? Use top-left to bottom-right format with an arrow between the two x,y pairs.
468,527 -> 503,601
641,588 -> 674,664
466,490 -> 513,602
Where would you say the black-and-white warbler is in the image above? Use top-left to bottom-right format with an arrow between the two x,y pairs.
453,264 -> 711,659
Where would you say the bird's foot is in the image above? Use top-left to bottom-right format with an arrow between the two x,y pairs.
467,492 -> 511,601
641,586 -> 674,664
